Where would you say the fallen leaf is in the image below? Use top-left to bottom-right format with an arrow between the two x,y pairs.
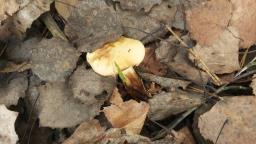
186,0 -> 256,48
0,73 -> 28,106
113,0 -> 162,12
63,119 -> 151,144
139,72 -> 190,90
64,0 -> 123,52
229,0 -> 256,48
186,0 -> 232,46
0,0 -> 20,22
69,65 -> 115,104
38,82 -> 101,128
62,119 -> 105,144
12,0 -> 54,36
155,37 -> 209,84
100,128 -> 151,144
103,90 -> 149,134
139,48 -> 168,76
196,96 -> 256,144
0,61 -> 31,73
31,38 -> 80,82
0,0 -> 54,39
0,105 -> 18,144
55,0 -> 79,20
178,127 -> 196,144
189,29 -> 240,74
109,87 -> 123,106
117,7 -> 163,43
149,90 -> 203,120
149,0 -> 177,26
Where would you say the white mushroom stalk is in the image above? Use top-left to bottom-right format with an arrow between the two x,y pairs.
87,37 -> 148,97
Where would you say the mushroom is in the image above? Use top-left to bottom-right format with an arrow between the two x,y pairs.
87,37 -> 145,76
87,37 -> 148,98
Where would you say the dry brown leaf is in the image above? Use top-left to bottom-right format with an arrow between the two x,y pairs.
63,120 -> 151,144
0,0 -> 54,40
0,105 -> 18,144
229,0 -> 256,48
196,96 -> 256,144
186,0 -> 232,46
139,48 -> 168,76
31,38 -> 80,82
70,65 -> 115,104
155,36 -> 209,84
0,61 -> 31,73
12,0 -> 54,36
149,90 -> 203,120
62,119 -> 105,144
0,73 -> 28,106
0,0 -> 20,22
38,82 -> 102,128
189,29 -> 240,74
178,127 -> 196,144
109,88 -> 123,106
113,0 -> 162,12
103,90 -> 149,134
55,0 -> 79,20
186,0 -> 256,48
100,128 -> 151,144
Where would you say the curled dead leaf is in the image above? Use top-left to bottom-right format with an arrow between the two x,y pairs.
103,89 -> 149,134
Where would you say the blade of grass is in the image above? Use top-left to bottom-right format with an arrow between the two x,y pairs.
114,62 -> 127,84
152,106 -> 199,140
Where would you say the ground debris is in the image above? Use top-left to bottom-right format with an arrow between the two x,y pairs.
155,37 -> 209,84
0,105 -> 18,144
149,90 -> 203,120
195,96 -> 256,144
63,119 -> 152,144
113,0 -> 162,12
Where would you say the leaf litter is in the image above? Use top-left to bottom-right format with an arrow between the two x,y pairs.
0,0 -> 256,143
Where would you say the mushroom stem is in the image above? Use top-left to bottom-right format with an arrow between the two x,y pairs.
121,67 -> 149,100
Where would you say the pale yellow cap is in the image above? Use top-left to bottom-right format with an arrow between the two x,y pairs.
87,37 -> 145,76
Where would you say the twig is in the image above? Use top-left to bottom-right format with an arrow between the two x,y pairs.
165,25 -> 222,86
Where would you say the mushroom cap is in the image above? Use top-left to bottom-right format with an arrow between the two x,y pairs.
87,37 -> 145,76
